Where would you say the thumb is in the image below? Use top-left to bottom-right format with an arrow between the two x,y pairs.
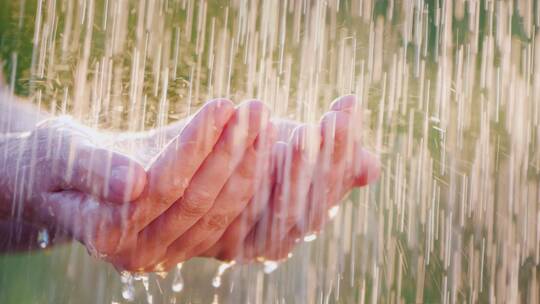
47,125 -> 147,203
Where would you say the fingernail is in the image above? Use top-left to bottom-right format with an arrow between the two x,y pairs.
214,99 -> 234,126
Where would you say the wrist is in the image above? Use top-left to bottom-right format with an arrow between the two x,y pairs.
0,89 -> 50,133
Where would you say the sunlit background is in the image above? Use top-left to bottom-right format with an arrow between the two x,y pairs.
1,0 -> 539,303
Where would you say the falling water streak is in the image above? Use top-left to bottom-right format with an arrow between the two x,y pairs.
262,261 -> 279,274
0,0 -> 538,302
211,261 -> 235,289
37,228 -> 49,249
303,234 -> 317,243
171,264 -> 184,293
120,272 -> 135,302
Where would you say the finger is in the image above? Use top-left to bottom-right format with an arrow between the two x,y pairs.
204,141 -> 286,261
146,99 -> 235,203
160,124 -> 275,266
245,111 -> 350,258
69,148 -> 146,204
330,95 -> 363,145
302,110 -> 352,223
352,148 -> 381,187
263,226 -> 303,261
329,94 -> 358,113
107,99 -> 234,256
270,111 -> 349,242
272,118 -> 301,141
240,209 -> 275,261
126,99 -> 235,229
266,124 -> 320,244
43,126 -> 147,204
128,100 -> 269,269
303,148 -> 381,236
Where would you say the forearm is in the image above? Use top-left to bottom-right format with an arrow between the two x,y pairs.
1,88 -> 189,165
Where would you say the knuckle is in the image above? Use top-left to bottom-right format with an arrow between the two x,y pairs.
203,214 -> 230,231
179,192 -> 212,218
236,162 -> 256,181
219,138 -> 237,161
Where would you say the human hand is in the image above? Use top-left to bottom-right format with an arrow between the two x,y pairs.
23,98 -> 270,272
108,99 -> 274,272
202,95 -> 380,262
0,97 -> 274,272
0,115 -> 147,243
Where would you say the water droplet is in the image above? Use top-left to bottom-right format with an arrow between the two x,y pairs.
121,272 -> 135,302
155,271 -> 168,279
121,284 -> 135,302
171,264 -> 184,293
303,233 -> 317,242
328,205 -> 340,219
263,261 -> 279,274
133,273 -> 148,281
37,228 -> 49,249
135,274 -> 152,304
211,261 -> 235,288
211,275 -> 222,288
120,271 -> 131,283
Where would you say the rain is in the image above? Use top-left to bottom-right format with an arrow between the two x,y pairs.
0,0 -> 539,303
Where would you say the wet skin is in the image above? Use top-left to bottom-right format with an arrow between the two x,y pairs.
0,95 -> 379,272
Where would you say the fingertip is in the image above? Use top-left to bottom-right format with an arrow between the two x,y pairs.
272,141 -> 288,157
320,111 -> 350,131
320,111 -> 350,148
205,98 -> 235,126
272,141 -> 288,183
107,160 -> 147,203
254,121 -> 277,150
330,95 -> 357,113
239,99 -> 271,131
126,162 -> 147,200
353,149 -> 381,186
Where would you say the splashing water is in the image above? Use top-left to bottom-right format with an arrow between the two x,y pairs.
303,234 -> 317,243
211,261 -> 235,288
120,272 -> 135,302
262,261 -> 279,274
137,274 -> 153,304
327,205 -> 340,219
36,228 -> 49,249
171,264 -> 184,293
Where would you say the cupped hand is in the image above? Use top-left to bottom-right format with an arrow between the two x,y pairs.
2,95 -> 378,272
200,95 -> 380,262
0,115 -> 147,243
27,98 -> 272,272
110,99 -> 274,272
0,97 -> 273,272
